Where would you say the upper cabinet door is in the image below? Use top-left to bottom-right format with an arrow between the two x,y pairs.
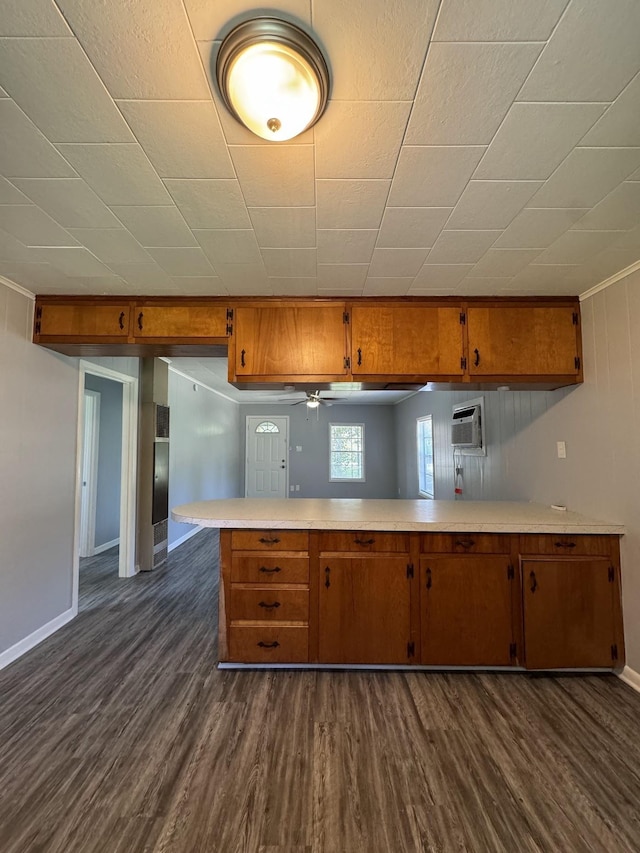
350,304 -> 464,379
231,304 -> 348,380
133,304 -> 229,340
467,304 -> 581,379
36,302 -> 130,340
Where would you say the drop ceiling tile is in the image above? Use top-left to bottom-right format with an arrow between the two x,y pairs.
447,181 -> 542,230
194,229 -> 262,265
147,247 -> 215,276
426,230 -> 502,264
362,278 -> 414,296
163,180 -> 251,229
571,182 -> 640,231
494,208 -> 589,248
317,230 -> 377,264
0,100 -> 75,178
110,206 -> 197,247
314,0 -> 439,100
315,101 -> 411,179
66,275 -> 128,294
317,264 -> 368,289
12,178 -> 120,228
475,103 -> 605,180
518,0 -> 640,102
456,277 -> 514,295
261,248 -> 316,277
55,0 -> 210,99
0,39 -> 134,143
433,0 -> 568,41
30,246 -> 113,277
609,223 -> 640,250
230,146 -> 315,207
0,229 -> 31,262
377,208 -> 450,249
66,228 -> 152,264
0,205 -> 76,246
215,263 -> 270,292
406,43 -> 542,145
0,0 -> 72,36
411,264 -> 474,290
388,146 -> 486,208
508,264 -> 581,289
468,248 -> 542,278
170,276 -> 226,296
56,143 -> 173,205
0,261 -> 65,289
184,0 -> 311,40
249,208 -> 316,248
582,72 -> 640,146
0,178 -> 29,205
535,230 -> 623,264
316,180 -> 390,229
630,167 -> 640,181
0,86 -> 7,97
117,100 -> 234,179
317,286 -> 365,296
108,262 -> 173,289
268,279 -> 319,297
368,249 -> 428,278
529,147 -> 640,208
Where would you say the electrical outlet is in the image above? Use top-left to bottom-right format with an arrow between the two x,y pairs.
295,484 -> 300,491
290,485 -> 294,492
557,441 -> 567,459
296,445 -> 302,452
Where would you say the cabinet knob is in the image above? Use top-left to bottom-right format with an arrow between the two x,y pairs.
454,537 -> 475,549
354,537 -> 375,546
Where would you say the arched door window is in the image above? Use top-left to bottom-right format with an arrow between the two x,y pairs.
255,421 -> 280,433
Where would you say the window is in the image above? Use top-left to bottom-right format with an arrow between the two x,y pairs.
417,415 -> 434,498
255,421 -> 279,433
329,423 -> 365,482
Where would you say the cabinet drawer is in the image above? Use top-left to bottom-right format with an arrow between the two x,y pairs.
231,555 -> 309,584
319,531 -> 409,553
231,530 -> 309,551
229,587 -> 309,622
422,533 -> 512,554
519,534 -> 616,557
228,625 -> 309,663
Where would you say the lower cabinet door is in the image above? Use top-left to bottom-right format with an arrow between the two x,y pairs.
420,556 -> 515,666
228,625 -> 309,663
319,557 -> 412,664
522,558 -> 618,669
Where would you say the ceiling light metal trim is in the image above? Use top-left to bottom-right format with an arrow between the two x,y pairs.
216,17 -> 330,141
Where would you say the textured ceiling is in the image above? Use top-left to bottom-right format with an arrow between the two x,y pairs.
1,0 -> 640,300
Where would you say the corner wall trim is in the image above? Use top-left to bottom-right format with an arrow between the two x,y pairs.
0,606 -> 76,671
168,524 -> 203,552
580,259 -> 640,302
0,274 -> 36,300
618,665 -> 640,695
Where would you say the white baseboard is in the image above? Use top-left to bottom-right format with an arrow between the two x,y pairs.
93,537 -> 120,555
168,524 -> 203,552
618,665 -> 640,694
0,606 -> 76,671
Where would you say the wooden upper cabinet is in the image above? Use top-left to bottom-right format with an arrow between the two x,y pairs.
467,303 -> 581,380
350,303 -> 464,379
35,302 -> 130,340
132,303 -> 228,340
230,303 -> 348,380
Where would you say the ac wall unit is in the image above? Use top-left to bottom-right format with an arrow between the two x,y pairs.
451,397 -> 486,455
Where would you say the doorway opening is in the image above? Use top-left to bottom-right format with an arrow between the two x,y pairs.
245,415 -> 289,498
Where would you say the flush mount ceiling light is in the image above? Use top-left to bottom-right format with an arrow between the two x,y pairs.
216,17 -> 330,141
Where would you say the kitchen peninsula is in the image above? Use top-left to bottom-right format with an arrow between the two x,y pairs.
171,499 -> 625,671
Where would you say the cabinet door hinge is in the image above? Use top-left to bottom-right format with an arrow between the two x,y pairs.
407,641 -> 415,658
572,311 -> 579,325
344,356 -> 350,369
226,307 -> 233,336
507,564 -> 514,580
406,563 -> 414,579
36,306 -> 43,320
35,320 -> 41,335
343,311 -> 350,324
611,644 -> 618,661
574,356 -> 581,371
461,356 -> 467,370
459,311 -> 466,325
608,566 -> 615,583
509,642 -> 517,660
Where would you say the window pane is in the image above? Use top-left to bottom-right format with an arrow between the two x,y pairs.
255,421 -> 279,433
329,424 -> 364,481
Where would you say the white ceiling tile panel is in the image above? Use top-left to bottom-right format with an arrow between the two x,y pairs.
474,103 -> 605,180
183,0 -> 311,42
316,181 -> 390,229
0,39 -> 134,143
377,207 -> 451,248
629,167 -> 640,182
317,264 -> 368,289
0,101 -> 75,178
0,0 -> 72,36
313,0 -> 439,100
0,229 -> 32,262
261,248 -> 317,277
0,260 -> 67,289
170,276 -> 226,296
412,264 -> 474,289
54,0 -> 210,100
315,101 -> 411,179
571,182 -> 640,232
426,230 -> 502,264
229,146 -> 315,207
528,147 -> 640,209
12,178 -> 121,228
368,248 -> 428,277
406,43 -> 543,145
433,0 -> 568,41
213,263 -> 268,285
508,264 -> 581,288
316,287 -> 365,296
581,72 -> 640,147
0,86 -> 7,97
317,230 -> 377,264
249,208 -> 316,248
362,278 -> 413,296
268,279 -> 320,296
146,247 -> 216,276
194,229 -> 262,265
108,262 -> 173,289
117,100 -> 234,179
110,206 -> 197,247
446,181 -> 542,230
534,230 -> 624,265
468,248 -> 542,278
163,179 -> 251,229
0,178 -> 29,205
65,275 -> 128,294
55,144 -> 173,205
388,146 -> 486,208
456,277 -> 514,295
494,208 -> 589,249
66,228 -> 152,264
519,0 -> 640,102
0,205 -> 77,246
30,246 -> 113,276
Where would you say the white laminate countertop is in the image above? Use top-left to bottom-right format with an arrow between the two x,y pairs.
171,499 -> 624,535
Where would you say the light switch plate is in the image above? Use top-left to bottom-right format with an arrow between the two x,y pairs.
557,441 -> 567,458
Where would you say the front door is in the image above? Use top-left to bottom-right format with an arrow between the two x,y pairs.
245,416 -> 289,498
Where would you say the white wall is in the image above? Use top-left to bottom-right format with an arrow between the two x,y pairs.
84,373 -> 122,548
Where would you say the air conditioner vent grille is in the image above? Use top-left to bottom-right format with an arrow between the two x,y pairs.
155,404 -> 170,439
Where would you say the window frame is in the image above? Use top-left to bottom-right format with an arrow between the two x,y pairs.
417,415 -> 434,499
329,422 -> 366,483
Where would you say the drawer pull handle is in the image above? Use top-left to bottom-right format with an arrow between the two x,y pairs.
258,601 -> 281,610
455,537 -> 475,548
137,311 -> 143,331
354,537 -> 375,546
257,641 -> 280,649
240,349 -> 246,368
118,311 -> 125,330
426,567 -> 432,589
554,541 -> 576,549
325,566 -> 330,589
259,566 -> 281,574
259,537 -> 280,545
473,348 -> 480,367
530,571 -> 538,593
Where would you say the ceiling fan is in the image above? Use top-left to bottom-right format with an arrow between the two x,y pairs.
290,390 -> 339,408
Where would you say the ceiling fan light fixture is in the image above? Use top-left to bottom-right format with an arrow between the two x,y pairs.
216,17 -> 330,142
306,398 -> 320,409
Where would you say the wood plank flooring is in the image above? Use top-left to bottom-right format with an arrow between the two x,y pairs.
1,529 -> 639,852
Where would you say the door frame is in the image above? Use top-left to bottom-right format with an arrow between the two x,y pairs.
244,414 -> 290,498
79,389 -> 101,557
73,361 -> 139,608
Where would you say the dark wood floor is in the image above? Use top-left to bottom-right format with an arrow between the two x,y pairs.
1,530 -> 639,853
